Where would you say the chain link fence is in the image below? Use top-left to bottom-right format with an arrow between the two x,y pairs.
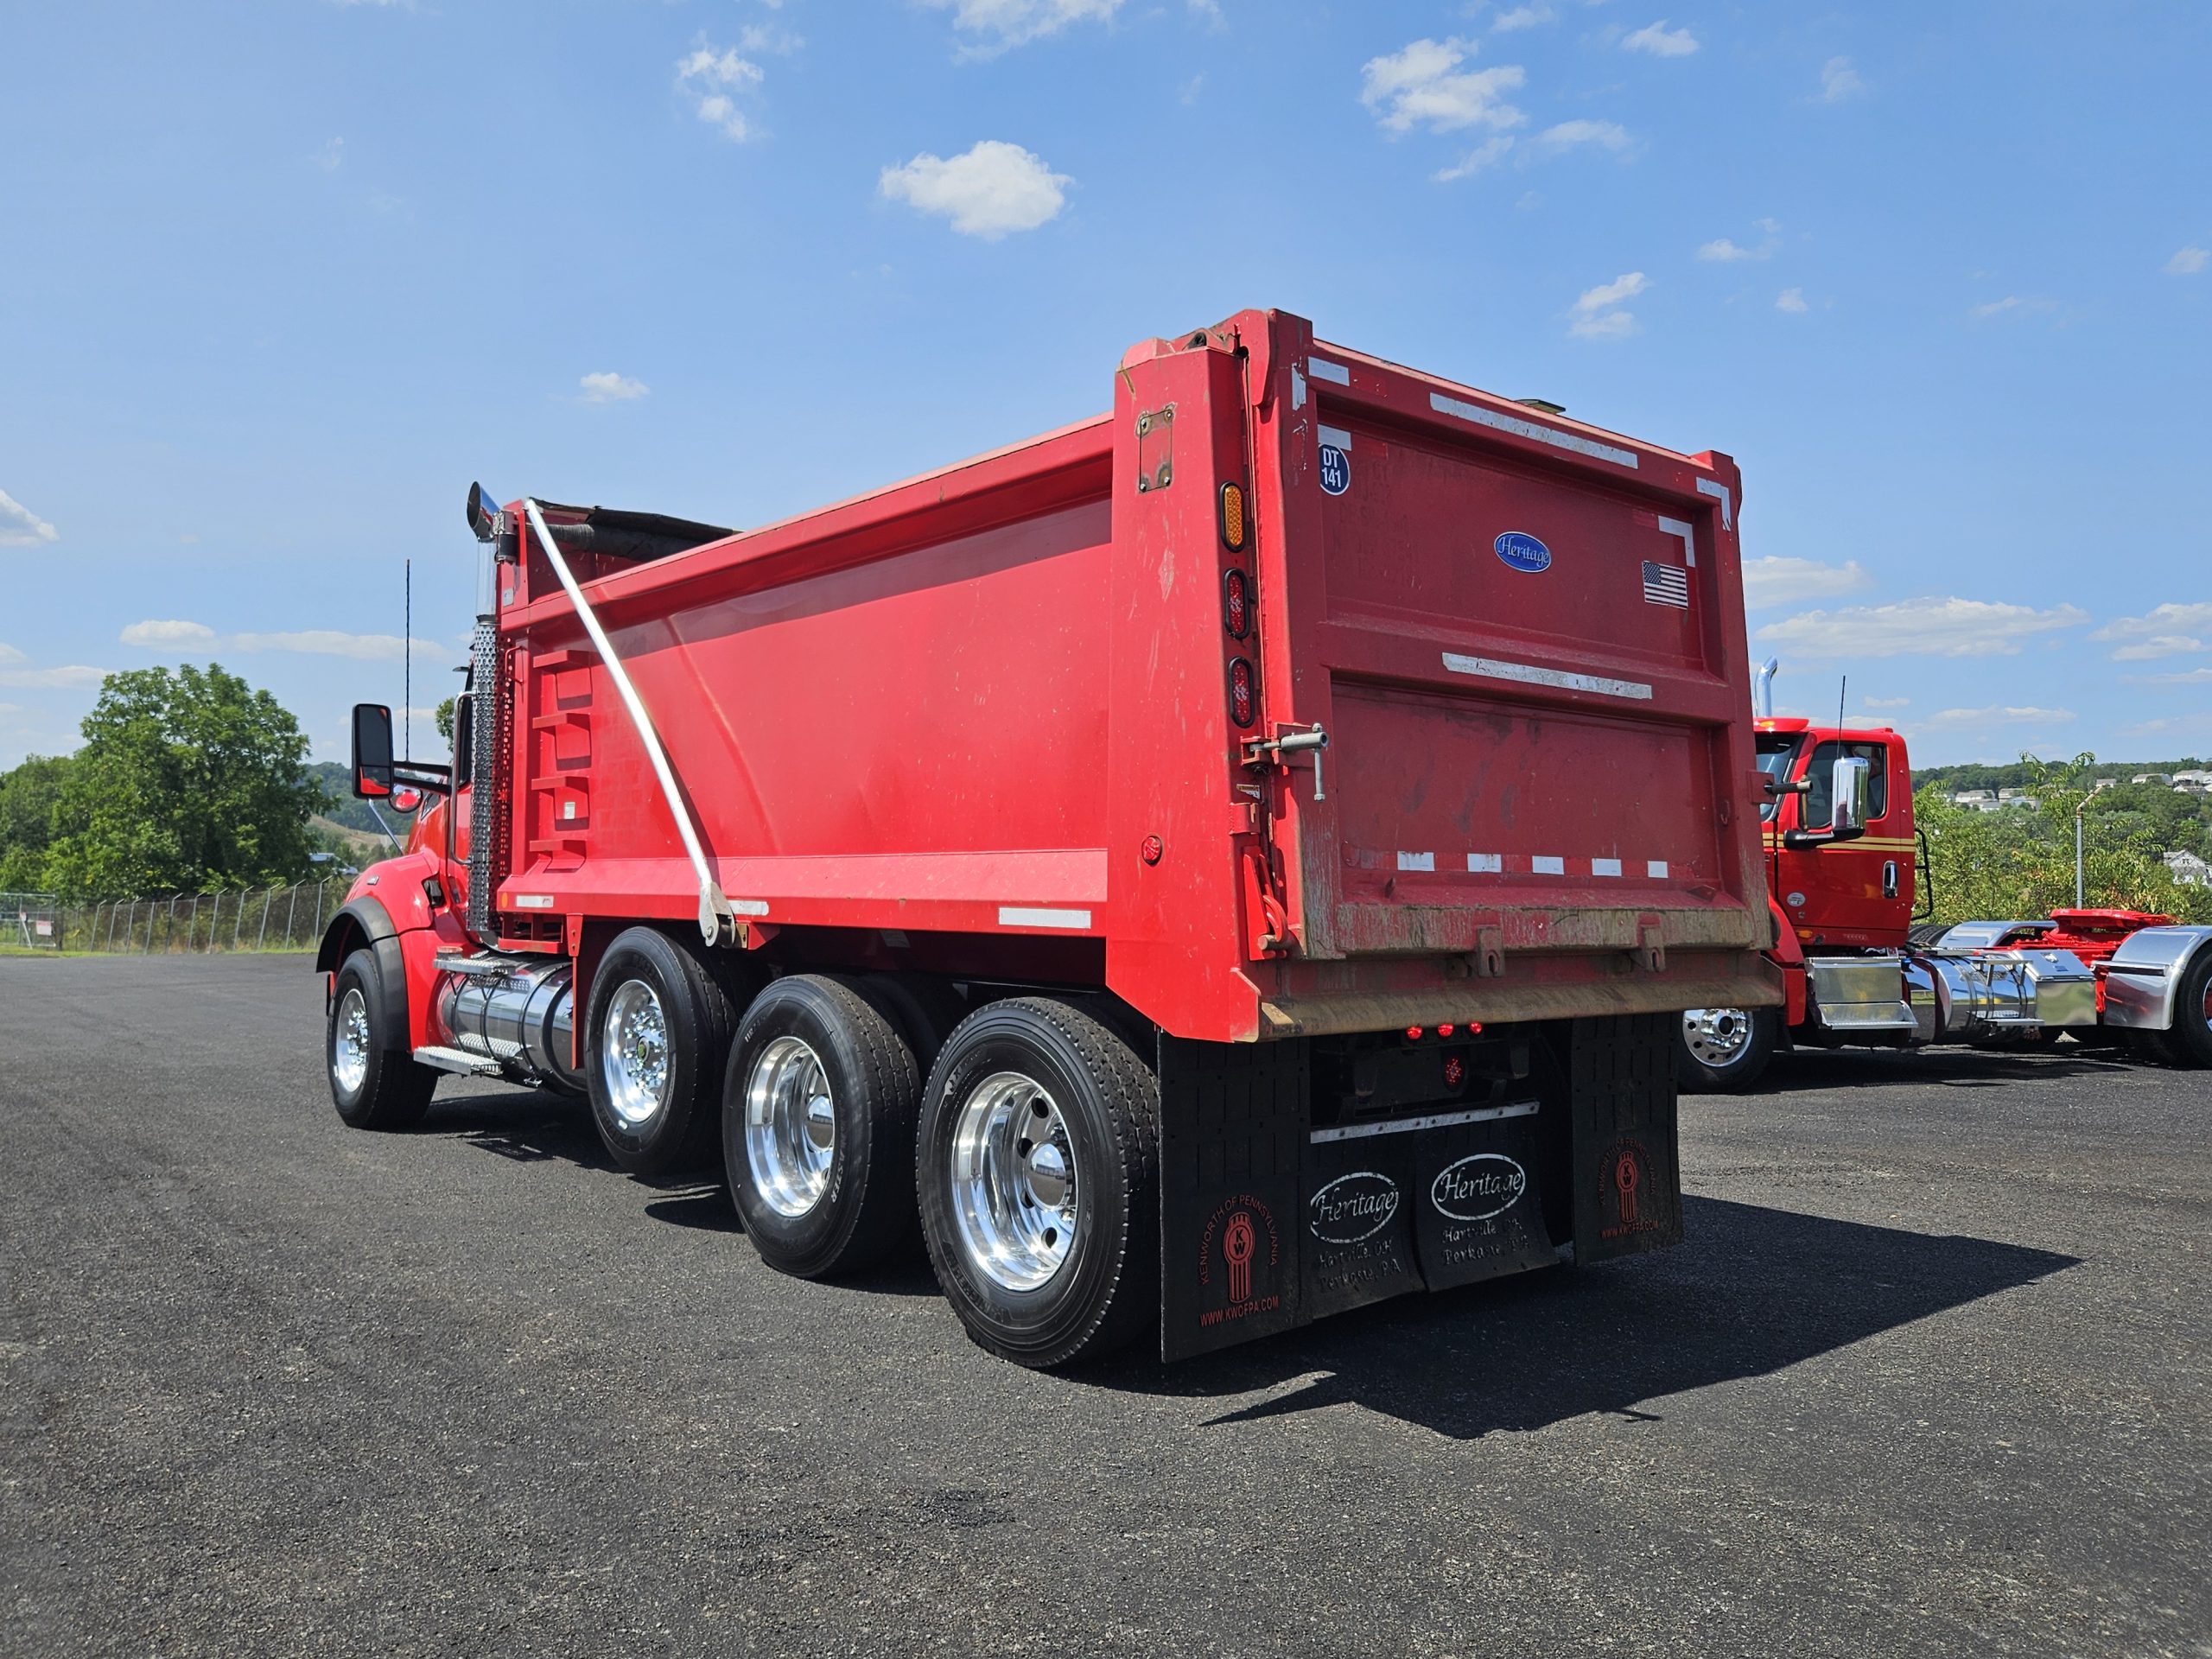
16,880 -> 346,954
2,892 -> 62,949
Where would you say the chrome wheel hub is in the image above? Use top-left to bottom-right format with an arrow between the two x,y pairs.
1682,1007 -> 1753,1069
602,979 -> 671,1126
333,988 -> 371,1094
746,1035 -> 836,1217
950,1071 -> 1079,1292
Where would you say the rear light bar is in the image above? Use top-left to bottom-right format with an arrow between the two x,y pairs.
1223,568 -> 1251,639
1228,658 -> 1256,728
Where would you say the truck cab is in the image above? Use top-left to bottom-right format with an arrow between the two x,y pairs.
1756,717 -> 1919,950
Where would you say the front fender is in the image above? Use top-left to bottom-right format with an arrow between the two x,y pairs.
315,897 -> 414,1050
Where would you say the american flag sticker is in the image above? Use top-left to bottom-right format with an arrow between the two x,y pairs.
1641,561 -> 1690,608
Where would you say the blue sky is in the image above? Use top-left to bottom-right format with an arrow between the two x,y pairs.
3,0 -> 2207,772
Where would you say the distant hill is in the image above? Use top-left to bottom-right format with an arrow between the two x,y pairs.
311,760 -> 420,838
1914,758 -> 2209,795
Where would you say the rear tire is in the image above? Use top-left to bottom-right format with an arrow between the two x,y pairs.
724,974 -> 923,1278
2150,950 -> 2212,1068
327,950 -> 437,1130
916,998 -> 1159,1369
584,928 -> 736,1176
1675,1006 -> 1780,1093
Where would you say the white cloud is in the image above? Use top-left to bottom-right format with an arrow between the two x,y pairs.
1755,595 -> 2088,658
2136,666 -> 2212,685
1623,20 -> 1698,57
1818,56 -> 1865,102
1362,38 -> 1527,135
1969,295 -> 2056,321
677,45 -> 766,142
580,372 -> 649,403
0,643 -> 105,690
118,621 -> 449,663
922,0 -> 1121,53
1776,287 -> 1808,313
1492,4 -> 1555,29
120,620 -> 219,647
314,137 -> 345,172
1923,705 -> 2076,730
1741,556 -> 1870,609
1435,136 -> 1516,181
738,22 -> 804,54
880,140 -> 1071,239
1698,238 -> 1760,262
0,489 -> 59,548
2091,602 -> 2212,660
1863,695 -> 1910,709
1569,270 -> 1645,339
2165,246 -> 2209,276
1533,118 -> 1633,155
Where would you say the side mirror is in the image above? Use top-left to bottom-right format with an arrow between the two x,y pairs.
1829,755 -> 1872,839
389,785 -> 423,814
352,703 -> 394,798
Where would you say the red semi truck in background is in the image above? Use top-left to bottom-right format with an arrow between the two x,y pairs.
1671,658 -> 2212,1090
316,308 -> 1782,1367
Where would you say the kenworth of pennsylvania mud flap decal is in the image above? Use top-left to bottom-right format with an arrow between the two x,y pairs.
1159,1014 -> 1681,1361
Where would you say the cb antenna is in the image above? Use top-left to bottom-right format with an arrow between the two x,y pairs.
404,557 -> 411,765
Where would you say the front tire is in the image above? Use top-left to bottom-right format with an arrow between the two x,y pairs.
584,927 -> 736,1175
1675,1005 -> 1780,1093
327,950 -> 437,1130
723,974 -> 923,1279
916,998 -> 1159,1370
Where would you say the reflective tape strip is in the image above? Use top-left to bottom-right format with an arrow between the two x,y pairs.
1658,515 -> 1697,567
1647,860 -> 1670,878
1307,357 -> 1351,385
1311,1100 -> 1541,1144
1697,476 -> 1732,528
1468,853 -> 1503,873
1318,423 -> 1353,450
1442,652 -> 1654,702
1430,392 -> 1638,469
1396,851 -> 1434,872
999,906 -> 1091,930
1531,855 -> 1566,875
1592,857 -> 1624,877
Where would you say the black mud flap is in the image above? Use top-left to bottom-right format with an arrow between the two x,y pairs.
1568,1014 -> 1682,1261
1158,1036 -> 1307,1362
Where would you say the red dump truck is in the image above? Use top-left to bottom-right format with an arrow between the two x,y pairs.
317,308 -> 1778,1366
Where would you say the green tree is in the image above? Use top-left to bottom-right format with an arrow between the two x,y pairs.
1916,752 -> 2212,927
0,753 -> 75,890
37,664 -> 325,898
435,696 -> 455,742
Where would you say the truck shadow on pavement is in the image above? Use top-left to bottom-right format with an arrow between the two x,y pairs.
1093,1196 -> 2077,1440
1755,1045 -> 2136,1091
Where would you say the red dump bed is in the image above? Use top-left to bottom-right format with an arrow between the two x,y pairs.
485,309 -> 1777,1042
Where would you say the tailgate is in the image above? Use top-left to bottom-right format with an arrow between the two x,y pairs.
1251,324 -> 1764,964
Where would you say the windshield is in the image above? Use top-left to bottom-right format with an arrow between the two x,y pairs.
1756,734 -> 1800,823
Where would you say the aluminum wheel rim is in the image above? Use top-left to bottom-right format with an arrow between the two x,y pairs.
950,1071 -> 1079,1293
601,979 -> 671,1127
746,1035 -> 836,1217
333,988 -> 371,1094
1682,1007 -> 1753,1069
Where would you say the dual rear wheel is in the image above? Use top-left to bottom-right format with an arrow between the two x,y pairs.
581,930 -> 1160,1366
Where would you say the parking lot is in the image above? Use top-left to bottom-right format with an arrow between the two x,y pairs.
2,952 -> 2204,1657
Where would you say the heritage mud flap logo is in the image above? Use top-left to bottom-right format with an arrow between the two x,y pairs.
1197,1195 -> 1281,1328
1414,1127 -> 1556,1291
1302,1164 -> 1421,1319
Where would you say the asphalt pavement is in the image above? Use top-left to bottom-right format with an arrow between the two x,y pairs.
2,953 -> 2205,1657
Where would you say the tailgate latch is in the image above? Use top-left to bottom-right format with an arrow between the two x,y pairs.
1635,922 -> 1667,974
1243,722 -> 1329,802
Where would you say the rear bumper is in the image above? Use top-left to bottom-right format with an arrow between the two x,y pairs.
1256,946 -> 1780,1038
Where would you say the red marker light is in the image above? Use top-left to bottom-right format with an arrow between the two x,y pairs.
1442,1055 -> 1466,1088
1223,568 -> 1252,639
1405,1025 -> 1425,1041
1437,1022 -> 1456,1037
1228,658 -> 1256,728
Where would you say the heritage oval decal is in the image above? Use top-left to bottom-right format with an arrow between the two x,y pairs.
1493,531 -> 1552,574
1430,1154 -> 1528,1222
1309,1172 -> 1401,1244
